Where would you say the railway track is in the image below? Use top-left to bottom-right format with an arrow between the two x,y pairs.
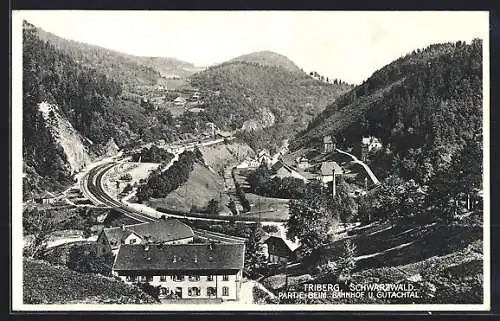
81,162 -> 264,244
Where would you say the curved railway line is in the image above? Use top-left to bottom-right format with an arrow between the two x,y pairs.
81,161 -> 278,243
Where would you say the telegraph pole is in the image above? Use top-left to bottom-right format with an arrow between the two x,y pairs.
332,167 -> 336,198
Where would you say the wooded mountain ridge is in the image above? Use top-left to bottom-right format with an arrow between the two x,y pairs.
229,50 -> 303,73
188,60 -> 353,150
34,23 -> 200,90
292,39 -> 483,184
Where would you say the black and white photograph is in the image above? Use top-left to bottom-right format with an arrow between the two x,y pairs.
11,10 -> 490,311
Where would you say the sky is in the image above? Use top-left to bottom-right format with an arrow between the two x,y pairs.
14,10 -> 489,84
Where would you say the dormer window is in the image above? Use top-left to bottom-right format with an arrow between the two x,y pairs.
172,275 -> 184,282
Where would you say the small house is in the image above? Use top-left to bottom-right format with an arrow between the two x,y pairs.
297,157 -> 310,169
323,135 -> 335,153
263,235 -> 300,264
173,97 -> 187,106
257,149 -> 271,165
35,191 -> 57,204
271,161 -> 308,183
236,160 -> 249,173
248,158 -> 261,168
319,161 -> 343,184
361,136 -> 383,152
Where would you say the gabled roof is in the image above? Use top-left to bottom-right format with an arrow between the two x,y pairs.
103,218 -> 193,247
296,169 -> 318,181
263,235 -> 301,253
258,149 -> 270,157
320,161 -> 343,176
271,160 -> 285,172
113,243 -> 245,272
121,230 -> 141,242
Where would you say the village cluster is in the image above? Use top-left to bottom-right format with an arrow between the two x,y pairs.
236,135 -> 383,197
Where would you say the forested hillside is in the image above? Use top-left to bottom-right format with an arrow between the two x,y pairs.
35,25 -> 198,90
22,21 -> 175,198
293,40 -> 483,185
189,61 -> 353,150
229,51 -> 303,73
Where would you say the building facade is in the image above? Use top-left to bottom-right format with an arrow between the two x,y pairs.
323,135 -> 335,154
112,243 -> 245,301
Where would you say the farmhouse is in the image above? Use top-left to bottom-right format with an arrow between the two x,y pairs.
361,136 -> 383,152
263,235 -> 300,264
296,156 -> 310,169
319,161 -> 344,185
271,161 -> 308,182
173,96 -> 187,106
257,149 -> 272,165
96,218 -> 194,257
34,191 -> 58,204
323,135 -> 335,154
112,243 -> 245,301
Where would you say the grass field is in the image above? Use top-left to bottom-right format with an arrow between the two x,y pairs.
23,259 -> 156,304
241,193 -> 290,221
232,169 -> 290,221
148,163 -> 229,213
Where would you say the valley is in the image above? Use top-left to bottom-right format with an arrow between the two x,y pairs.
18,17 -> 485,308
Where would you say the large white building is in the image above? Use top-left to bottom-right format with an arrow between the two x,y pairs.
112,243 -> 245,301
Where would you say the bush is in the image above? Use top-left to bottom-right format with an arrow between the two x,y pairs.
262,225 -> 279,233
67,244 -> 114,276
253,285 -> 278,304
228,199 -> 237,215
122,183 -> 133,194
135,282 -> 161,302
137,150 -> 201,202
207,198 -> 219,215
120,173 -> 133,181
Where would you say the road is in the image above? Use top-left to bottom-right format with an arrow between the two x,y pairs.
336,148 -> 380,185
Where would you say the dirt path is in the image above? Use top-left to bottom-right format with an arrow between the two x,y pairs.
336,148 -> 380,185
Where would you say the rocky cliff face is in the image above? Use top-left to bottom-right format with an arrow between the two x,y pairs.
103,137 -> 120,157
38,102 -> 92,173
241,110 -> 276,131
